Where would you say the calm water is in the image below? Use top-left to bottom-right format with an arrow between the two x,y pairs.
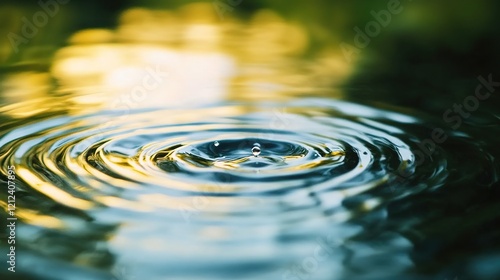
1,4 -> 500,280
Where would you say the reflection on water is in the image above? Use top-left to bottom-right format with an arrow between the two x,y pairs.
0,3 -> 499,280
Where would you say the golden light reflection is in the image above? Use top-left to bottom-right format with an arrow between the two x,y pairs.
0,72 -> 53,118
0,3 -> 355,118
16,167 -> 94,210
16,209 -> 65,229
68,29 -> 115,45
51,43 -> 236,110
0,201 -> 64,229
243,10 -> 309,58
43,3 -> 352,114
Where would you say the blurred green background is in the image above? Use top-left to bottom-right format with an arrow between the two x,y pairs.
1,0 -> 499,113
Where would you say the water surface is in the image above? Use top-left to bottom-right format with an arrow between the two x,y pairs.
1,4 -> 500,280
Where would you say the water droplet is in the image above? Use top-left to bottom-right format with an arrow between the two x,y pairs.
252,143 -> 261,156
214,141 -> 219,147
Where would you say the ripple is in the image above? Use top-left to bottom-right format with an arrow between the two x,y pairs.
1,97 -> 478,280
0,99 -> 441,216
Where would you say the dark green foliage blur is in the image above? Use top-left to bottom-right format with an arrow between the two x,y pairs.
1,0 -> 499,113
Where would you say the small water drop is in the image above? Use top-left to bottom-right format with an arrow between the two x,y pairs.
214,141 -> 219,147
252,143 -> 261,156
